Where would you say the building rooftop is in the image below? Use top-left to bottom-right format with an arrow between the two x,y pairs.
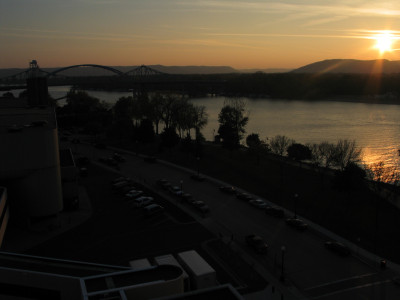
0,97 -> 56,130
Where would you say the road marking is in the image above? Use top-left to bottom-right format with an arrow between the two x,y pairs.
310,279 -> 392,299
304,272 -> 377,291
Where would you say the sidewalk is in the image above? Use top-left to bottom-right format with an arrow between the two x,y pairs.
2,186 -> 92,253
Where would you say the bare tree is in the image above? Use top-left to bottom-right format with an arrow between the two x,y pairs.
269,135 -> 294,156
333,139 -> 362,171
318,142 -> 337,168
149,93 -> 164,135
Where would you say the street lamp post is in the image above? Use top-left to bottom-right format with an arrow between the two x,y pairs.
280,246 -> 286,282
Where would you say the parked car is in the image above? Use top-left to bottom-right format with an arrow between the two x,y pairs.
169,185 -> 182,196
245,234 -> 268,254
156,179 -> 171,190
119,186 -> 137,195
219,185 -> 236,194
236,192 -> 253,201
131,196 -> 154,208
98,157 -> 108,164
324,241 -> 351,256
112,176 -> 129,184
143,203 -> 164,217
125,190 -> 144,199
192,201 -> 210,213
182,193 -> 194,204
285,218 -> 308,230
79,167 -> 88,177
113,153 -> 126,162
265,206 -> 285,218
112,180 -> 129,190
249,199 -> 268,209
190,173 -> 206,181
105,157 -> 118,167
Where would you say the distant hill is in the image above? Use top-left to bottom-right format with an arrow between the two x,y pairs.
292,59 -> 400,74
238,68 -> 292,73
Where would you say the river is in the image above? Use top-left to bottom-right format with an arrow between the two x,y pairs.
6,86 -> 400,168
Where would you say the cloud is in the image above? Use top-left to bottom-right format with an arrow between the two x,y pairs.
0,27 -> 146,42
175,1 -> 400,24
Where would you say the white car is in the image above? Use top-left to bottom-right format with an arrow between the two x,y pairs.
249,199 -> 268,209
132,196 -> 154,208
125,190 -> 143,199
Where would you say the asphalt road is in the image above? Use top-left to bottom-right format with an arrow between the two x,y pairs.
69,140 -> 400,300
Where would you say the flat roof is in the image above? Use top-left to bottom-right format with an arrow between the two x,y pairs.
83,265 -> 183,293
177,250 -> 215,277
0,98 -> 56,130
0,252 -> 128,278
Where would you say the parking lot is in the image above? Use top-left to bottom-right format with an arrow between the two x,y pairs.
22,140 -> 400,299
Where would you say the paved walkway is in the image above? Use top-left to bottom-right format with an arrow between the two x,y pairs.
2,186 -> 92,253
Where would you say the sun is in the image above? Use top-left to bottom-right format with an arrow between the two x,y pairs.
373,31 -> 395,54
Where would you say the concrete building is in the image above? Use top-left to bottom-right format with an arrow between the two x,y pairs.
0,251 -> 243,300
0,251 -> 184,300
59,148 -> 79,210
0,187 -> 9,247
0,98 -> 63,220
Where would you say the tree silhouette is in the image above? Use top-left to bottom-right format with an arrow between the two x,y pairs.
287,143 -> 312,161
218,98 -> 249,149
269,135 -> 294,156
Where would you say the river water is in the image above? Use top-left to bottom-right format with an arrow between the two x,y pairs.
7,86 -> 400,168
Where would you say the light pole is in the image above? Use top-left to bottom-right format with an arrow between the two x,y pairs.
196,156 -> 200,176
280,246 -> 286,282
294,194 -> 298,218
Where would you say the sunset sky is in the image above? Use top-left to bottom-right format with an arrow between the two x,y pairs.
1,0 -> 400,69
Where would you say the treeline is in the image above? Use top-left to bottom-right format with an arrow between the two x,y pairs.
56,88 -> 208,152
49,72 -> 400,100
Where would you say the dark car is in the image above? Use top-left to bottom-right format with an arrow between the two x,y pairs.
236,192 -> 253,201
219,186 -> 236,194
324,241 -> 351,256
265,206 -> 285,218
190,174 -> 206,181
192,201 -> 210,213
113,153 -> 126,162
182,193 -> 195,204
169,185 -> 182,196
285,218 -> 308,230
245,234 -> 268,254
79,167 -> 88,177
143,204 -> 164,217
156,179 -> 171,190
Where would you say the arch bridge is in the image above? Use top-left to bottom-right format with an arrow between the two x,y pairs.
0,63 -> 168,85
